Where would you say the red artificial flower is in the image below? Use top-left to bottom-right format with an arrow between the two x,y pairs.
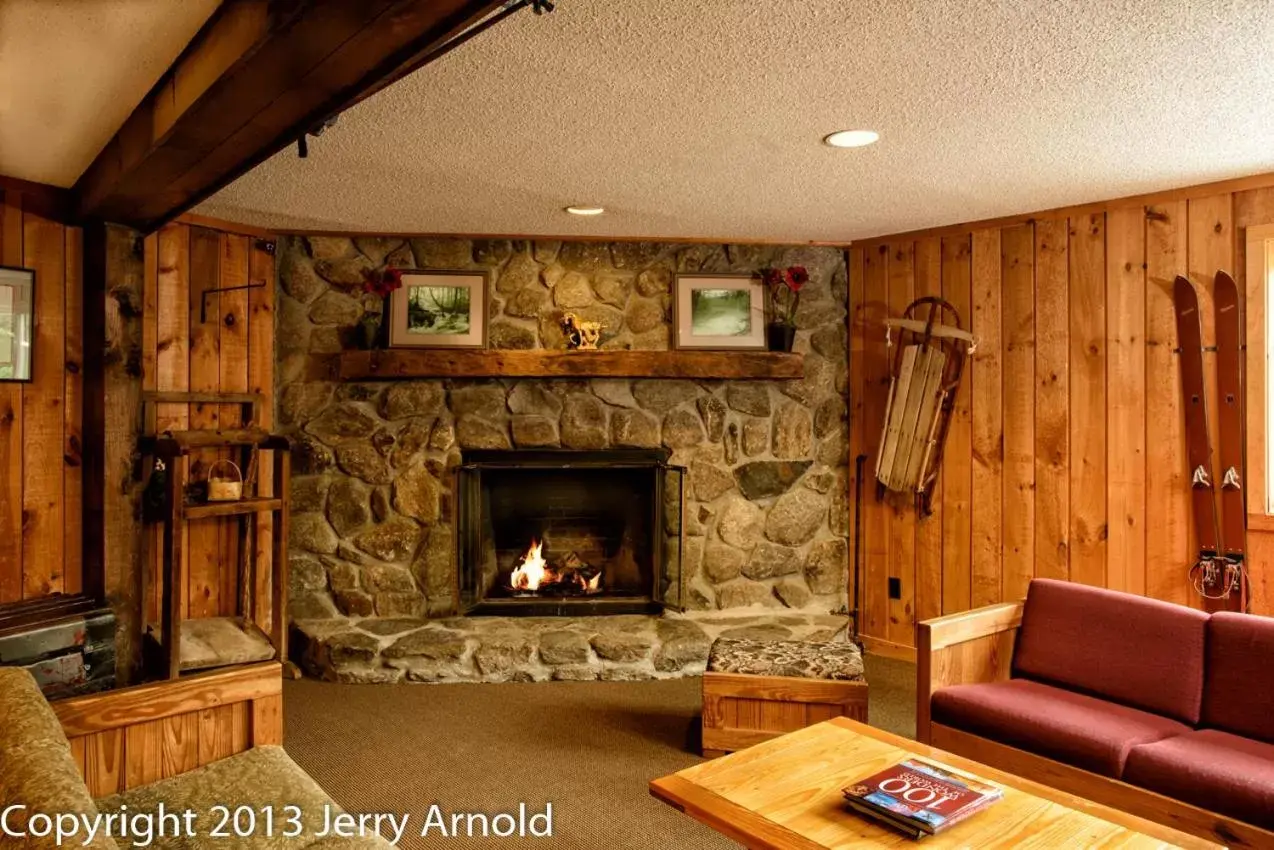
362,266 -> 404,297
787,266 -> 809,290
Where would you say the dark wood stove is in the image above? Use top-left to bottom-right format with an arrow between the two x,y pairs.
455,449 -> 685,616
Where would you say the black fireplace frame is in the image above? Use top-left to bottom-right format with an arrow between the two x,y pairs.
454,448 -> 685,616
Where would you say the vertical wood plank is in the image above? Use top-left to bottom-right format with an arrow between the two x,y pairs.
231,700 -> 251,753
187,226 -> 222,620
0,191 -> 23,602
155,225 -> 190,618
83,728 -> 125,797
1145,201 -> 1192,606
940,235 -> 973,613
886,242 -> 916,646
219,235 -> 251,617
970,228 -> 1003,607
64,226 -> 84,595
251,694 -> 283,746
861,245 -> 890,639
1035,218 -> 1070,581
161,711 -> 200,778
1106,207 -> 1147,594
846,248 -> 865,629
248,239 -> 276,630
913,237 -> 944,622
1001,223 -> 1035,601
143,232 -> 160,626
22,212 -> 66,597
1068,212 -> 1107,587
1188,194 -> 1234,609
198,705 -> 236,766
123,719 -> 164,790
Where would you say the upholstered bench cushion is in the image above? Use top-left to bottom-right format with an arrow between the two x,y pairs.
1124,730 -> 1274,830
932,679 -> 1189,777
1202,612 -> 1274,744
706,637 -> 864,681
97,746 -> 395,849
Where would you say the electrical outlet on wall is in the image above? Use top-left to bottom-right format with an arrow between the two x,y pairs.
888,577 -> 901,600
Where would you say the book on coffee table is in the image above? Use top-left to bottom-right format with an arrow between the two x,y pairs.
842,757 -> 1003,838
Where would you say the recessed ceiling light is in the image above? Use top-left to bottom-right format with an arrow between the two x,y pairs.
565,205 -> 605,216
824,129 -> 879,148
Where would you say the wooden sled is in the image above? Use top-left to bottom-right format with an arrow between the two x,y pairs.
875,297 -> 974,516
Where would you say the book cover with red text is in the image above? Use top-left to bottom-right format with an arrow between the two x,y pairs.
842,757 -> 1002,835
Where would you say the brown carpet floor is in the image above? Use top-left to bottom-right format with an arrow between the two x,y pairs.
282,654 -> 916,849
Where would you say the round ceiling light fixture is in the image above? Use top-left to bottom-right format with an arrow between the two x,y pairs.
565,205 -> 605,216
823,129 -> 879,149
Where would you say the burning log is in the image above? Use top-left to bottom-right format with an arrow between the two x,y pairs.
509,539 -> 603,596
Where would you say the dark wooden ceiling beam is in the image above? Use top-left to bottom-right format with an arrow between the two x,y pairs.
73,0 -> 509,231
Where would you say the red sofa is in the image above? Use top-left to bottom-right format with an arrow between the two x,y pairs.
918,579 -> 1274,846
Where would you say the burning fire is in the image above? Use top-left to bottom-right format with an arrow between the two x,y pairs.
509,538 -> 603,595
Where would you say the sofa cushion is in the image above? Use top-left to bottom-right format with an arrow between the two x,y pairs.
1012,578 -> 1209,724
1202,612 -> 1274,744
0,668 -> 119,850
931,678 -> 1190,777
96,746 -> 394,849
1124,730 -> 1274,830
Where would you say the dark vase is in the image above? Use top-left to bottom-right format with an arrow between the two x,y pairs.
376,296 -> 392,348
767,323 -> 796,352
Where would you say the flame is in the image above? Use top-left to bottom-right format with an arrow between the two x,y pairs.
508,538 -> 604,595
510,539 -> 549,591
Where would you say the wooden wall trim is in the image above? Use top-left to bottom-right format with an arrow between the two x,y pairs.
852,170 -> 1274,247
276,227 -> 851,248
53,661 -> 281,737
173,213 -> 276,240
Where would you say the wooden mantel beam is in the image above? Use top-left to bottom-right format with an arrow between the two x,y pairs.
73,0 -> 509,231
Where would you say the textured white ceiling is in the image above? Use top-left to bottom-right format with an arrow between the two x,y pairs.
0,0 -> 220,187
180,0 -> 1274,242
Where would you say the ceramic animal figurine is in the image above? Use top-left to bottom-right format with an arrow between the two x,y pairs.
562,312 -> 602,350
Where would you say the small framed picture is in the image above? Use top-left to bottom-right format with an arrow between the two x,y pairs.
390,270 -> 488,349
672,273 -> 766,350
0,265 -> 35,382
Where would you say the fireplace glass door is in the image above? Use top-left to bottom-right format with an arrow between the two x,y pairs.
456,449 -> 684,615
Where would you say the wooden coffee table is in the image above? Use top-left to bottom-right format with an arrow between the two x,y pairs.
650,718 -> 1220,849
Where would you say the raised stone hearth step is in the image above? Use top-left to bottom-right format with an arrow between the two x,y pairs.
292,612 -> 851,685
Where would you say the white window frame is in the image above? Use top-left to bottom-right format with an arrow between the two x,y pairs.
1251,224 -> 1274,514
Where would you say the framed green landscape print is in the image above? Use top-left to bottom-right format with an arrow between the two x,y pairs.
672,273 -> 766,350
0,265 -> 34,382
389,269 -> 489,349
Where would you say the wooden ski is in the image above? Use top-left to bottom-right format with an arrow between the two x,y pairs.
1173,276 -> 1224,594
1214,270 -> 1247,608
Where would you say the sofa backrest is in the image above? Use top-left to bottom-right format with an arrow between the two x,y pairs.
0,667 -> 119,849
1012,579 -> 1210,724
1202,611 -> 1274,743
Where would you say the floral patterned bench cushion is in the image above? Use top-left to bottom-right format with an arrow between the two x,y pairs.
707,637 -> 865,681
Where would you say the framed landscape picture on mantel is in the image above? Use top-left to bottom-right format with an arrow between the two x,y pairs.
672,273 -> 766,350
390,269 -> 489,349
0,265 -> 35,382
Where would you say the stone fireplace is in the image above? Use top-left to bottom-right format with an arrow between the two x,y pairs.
457,449 -> 683,616
278,235 -> 853,682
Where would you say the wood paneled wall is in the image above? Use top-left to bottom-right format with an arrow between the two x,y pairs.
850,184 -> 1274,654
0,190 -> 84,602
142,222 -> 275,626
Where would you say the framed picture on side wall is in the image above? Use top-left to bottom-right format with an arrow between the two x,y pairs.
0,265 -> 34,381
389,269 -> 489,349
672,273 -> 766,350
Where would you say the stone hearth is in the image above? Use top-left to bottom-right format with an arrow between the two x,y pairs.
293,612 -> 851,684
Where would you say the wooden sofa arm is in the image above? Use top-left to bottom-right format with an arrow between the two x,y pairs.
915,601 -> 1024,744
52,662 -> 283,797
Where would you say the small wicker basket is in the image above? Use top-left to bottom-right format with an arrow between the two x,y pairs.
206,459 -> 244,502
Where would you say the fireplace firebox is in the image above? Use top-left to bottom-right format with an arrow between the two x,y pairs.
456,449 -> 685,616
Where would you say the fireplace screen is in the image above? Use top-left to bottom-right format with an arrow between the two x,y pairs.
456,449 -> 684,615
